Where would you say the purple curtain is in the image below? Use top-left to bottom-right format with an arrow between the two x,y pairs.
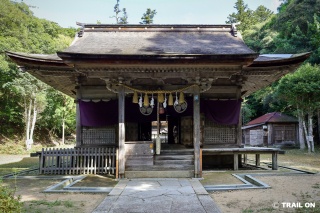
79,99 -> 241,127
201,100 -> 241,125
79,100 -> 118,126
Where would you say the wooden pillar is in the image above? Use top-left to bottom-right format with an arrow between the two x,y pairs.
243,154 -> 247,164
255,154 -> 260,166
193,86 -> 201,178
238,154 -> 242,168
233,154 -> 238,170
118,86 -> 126,178
272,152 -> 278,170
237,106 -> 243,147
267,124 -> 273,146
75,86 -> 82,147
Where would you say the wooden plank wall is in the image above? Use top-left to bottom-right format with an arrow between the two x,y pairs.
39,147 -> 117,175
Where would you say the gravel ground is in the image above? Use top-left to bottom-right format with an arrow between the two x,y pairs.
211,174 -> 320,213
0,154 -> 29,165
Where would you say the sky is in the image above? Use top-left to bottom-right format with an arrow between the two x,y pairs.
21,0 -> 282,28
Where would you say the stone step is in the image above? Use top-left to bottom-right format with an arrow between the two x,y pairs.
125,170 -> 194,178
155,155 -> 194,161
160,150 -> 194,155
154,159 -> 194,166
126,165 -> 194,171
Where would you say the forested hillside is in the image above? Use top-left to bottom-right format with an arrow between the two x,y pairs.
229,0 -> 320,150
0,0 -> 76,151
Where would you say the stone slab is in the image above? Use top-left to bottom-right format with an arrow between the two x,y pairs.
93,178 -> 221,213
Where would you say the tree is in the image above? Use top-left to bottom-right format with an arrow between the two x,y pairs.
0,0 -> 76,147
3,73 -> 47,149
111,0 -> 128,24
253,5 -> 273,23
226,0 -> 254,32
140,8 -> 157,24
53,96 -> 75,145
276,64 -> 320,152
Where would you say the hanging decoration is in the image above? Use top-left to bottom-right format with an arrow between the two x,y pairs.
143,93 -> 149,107
158,93 -> 164,103
132,91 -> 138,104
163,93 -> 167,109
174,101 -> 188,113
174,92 -> 179,106
159,104 -> 165,114
150,94 -> 155,108
138,93 -> 143,108
179,92 -> 185,104
122,84 -> 196,115
140,106 -> 153,115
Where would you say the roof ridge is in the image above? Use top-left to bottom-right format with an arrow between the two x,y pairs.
266,112 -> 278,123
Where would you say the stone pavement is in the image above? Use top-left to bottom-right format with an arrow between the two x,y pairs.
93,178 -> 221,213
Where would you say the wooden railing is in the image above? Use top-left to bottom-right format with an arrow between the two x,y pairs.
39,147 -> 117,175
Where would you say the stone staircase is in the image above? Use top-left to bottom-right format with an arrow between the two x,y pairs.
125,149 -> 194,178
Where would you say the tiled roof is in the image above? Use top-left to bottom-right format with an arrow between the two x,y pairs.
60,24 -> 256,55
245,112 -> 298,126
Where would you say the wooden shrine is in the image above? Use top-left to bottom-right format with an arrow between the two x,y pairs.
6,24 -> 310,178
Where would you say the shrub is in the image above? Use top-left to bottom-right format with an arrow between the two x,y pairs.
0,182 -> 22,213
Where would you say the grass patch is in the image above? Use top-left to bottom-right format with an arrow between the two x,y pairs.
29,199 -> 74,208
0,157 -> 38,169
0,157 -> 39,176
72,174 -> 118,187
30,200 -> 63,208
200,171 -> 243,185
312,183 -> 320,189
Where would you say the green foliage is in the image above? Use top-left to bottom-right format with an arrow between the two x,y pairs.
39,88 -> 76,137
0,0 -> 76,145
0,181 -> 22,213
111,0 -> 128,24
276,63 -> 320,113
226,0 -> 273,32
241,0 -> 320,123
140,8 -> 157,24
242,0 -> 320,64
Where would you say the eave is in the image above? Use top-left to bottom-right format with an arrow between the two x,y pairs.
5,51 -> 70,69
56,52 -> 259,67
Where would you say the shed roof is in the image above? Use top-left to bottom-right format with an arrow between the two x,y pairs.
244,112 -> 298,127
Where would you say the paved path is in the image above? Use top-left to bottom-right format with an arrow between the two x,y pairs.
93,178 -> 221,213
0,154 -> 29,165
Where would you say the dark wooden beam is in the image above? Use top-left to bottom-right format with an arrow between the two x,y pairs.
118,86 -> 126,178
193,85 -> 201,178
75,86 -> 82,147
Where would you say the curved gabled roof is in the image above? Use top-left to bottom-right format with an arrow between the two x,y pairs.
5,24 -> 310,98
59,24 -> 255,56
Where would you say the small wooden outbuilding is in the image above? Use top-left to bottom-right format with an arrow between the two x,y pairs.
243,112 -> 299,147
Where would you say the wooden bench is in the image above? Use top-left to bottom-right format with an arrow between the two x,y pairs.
202,147 -> 282,170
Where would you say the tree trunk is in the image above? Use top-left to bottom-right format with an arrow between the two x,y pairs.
26,99 -> 32,150
62,118 -> 65,145
30,98 -> 37,145
24,98 -> 28,140
308,110 -> 314,152
318,109 -> 320,146
298,111 -> 305,149
302,117 -> 311,153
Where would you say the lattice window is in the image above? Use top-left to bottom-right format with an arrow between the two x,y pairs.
204,120 -> 236,144
274,125 -> 295,142
82,127 -> 116,145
